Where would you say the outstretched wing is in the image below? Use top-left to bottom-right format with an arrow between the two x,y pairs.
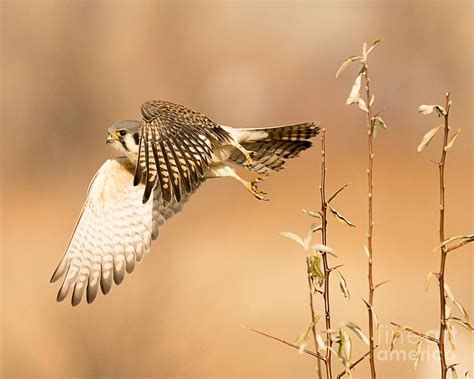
50,158 -> 199,306
134,100 -> 232,205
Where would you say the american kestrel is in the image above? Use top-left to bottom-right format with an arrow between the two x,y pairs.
51,100 -> 319,305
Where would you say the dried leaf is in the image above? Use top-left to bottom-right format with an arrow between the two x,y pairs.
449,366 -> 458,379
452,299 -> 470,323
296,322 -> 313,354
372,116 -> 387,129
366,39 -> 382,56
435,234 -> 474,251
302,209 -> 322,219
413,339 -> 423,370
358,98 -> 368,112
316,333 -> 327,352
312,243 -> 335,254
445,128 -> 462,151
424,272 -> 436,291
338,327 -> 352,367
344,321 -> 369,345
336,271 -> 351,300
418,104 -> 446,116
329,205 -> 355,227
346,73 -> 362,105
390,328 -> 402,352
370,94 -> 375,106
336,55 -> 363,78
449,316 -> 474,331
417,125 -> 442,152
446,322 -> 456,351
310,254 -> 325,281
281,232 -> 305,248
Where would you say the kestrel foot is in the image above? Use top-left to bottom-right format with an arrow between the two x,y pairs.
245,178 -> 269,201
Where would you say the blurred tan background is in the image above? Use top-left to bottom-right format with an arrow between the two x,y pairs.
0,1 -> 472,378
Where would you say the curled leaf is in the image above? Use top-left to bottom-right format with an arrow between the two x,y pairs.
336,55 -> 363,78
309,254 -> 325,281
390,328 -> 402,352
449,366 -> 459,379
417,125 -> 442,152
366,39 -> 382,56
418,104 -> 446,116
445,128 -> 461,151
336,271 -> 351,300
344,321 -> 369,345
413,339 -> 423,370
346,73 -> 362,105
329,205 -> 355,227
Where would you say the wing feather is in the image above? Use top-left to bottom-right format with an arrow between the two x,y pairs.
135,100 -> 231,204
51,157 -> 200,305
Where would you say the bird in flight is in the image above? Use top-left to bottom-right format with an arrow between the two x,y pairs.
51,100 -> 319,305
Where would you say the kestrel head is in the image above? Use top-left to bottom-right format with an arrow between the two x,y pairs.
107,120 -> 141,158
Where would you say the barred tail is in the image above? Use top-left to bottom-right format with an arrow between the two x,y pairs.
227,122 -> 319,176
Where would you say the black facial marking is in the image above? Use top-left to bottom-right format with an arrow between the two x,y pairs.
119,139 -> 129,152
133,133 -> 140,145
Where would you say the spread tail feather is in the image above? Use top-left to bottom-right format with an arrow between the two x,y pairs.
227,122 -> 319,175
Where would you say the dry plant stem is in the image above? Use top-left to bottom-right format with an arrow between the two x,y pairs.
319,129 -> 333,379
437,93 -> 451,379
306,257 -> 323,379
335,345 -> 379,379
389,322 -> 437,343
248,327 -> 326,361
363,63 -> 377,379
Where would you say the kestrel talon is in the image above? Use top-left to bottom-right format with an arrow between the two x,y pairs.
51,100 -> 319,305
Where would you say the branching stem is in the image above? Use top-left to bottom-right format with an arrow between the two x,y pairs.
363,61 -> 377,379
437,92 -> 452,379
319,129 -> 333,379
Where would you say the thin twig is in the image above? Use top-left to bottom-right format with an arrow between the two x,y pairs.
247,327 -> 326,361
363,57 -> 377,379
327,183 -> 351,204
336,345 -> 379,378
436,92 -> 452,379
389,322 -> 438,343
320,129 -> 333,378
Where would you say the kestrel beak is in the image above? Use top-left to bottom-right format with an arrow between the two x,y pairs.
106,133 -> 115,145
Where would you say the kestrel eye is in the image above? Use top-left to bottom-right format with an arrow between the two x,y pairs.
117,130 -> 127,137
